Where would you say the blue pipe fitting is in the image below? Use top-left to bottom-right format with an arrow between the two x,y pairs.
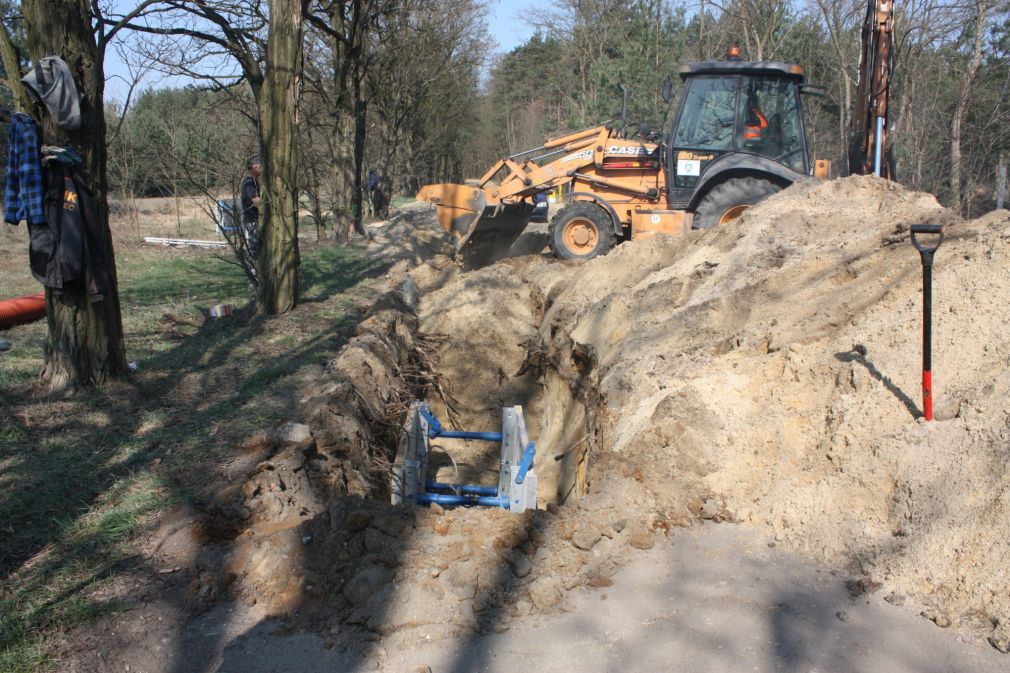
515,441 -> 536,484
418,406 -> 443,438
419,406 -> 502,441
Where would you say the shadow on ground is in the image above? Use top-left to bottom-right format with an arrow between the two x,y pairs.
0,238 -> 400,668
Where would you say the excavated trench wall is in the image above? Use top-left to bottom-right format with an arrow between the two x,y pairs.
414,258 -> 594,505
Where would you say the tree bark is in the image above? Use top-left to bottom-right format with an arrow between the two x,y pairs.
335,106 -> 356,232
327,0 -> 367,237
256,0 -> 306,314
22,0 -> 127,393
0,21 -> 33,113
997,152 -> 1007,210
351,62 -> 366,234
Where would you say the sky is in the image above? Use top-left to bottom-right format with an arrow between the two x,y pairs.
103,0 -> 542,105
488,0 -> 540,54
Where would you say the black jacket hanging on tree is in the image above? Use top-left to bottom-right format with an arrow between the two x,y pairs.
36,162 -> 112,301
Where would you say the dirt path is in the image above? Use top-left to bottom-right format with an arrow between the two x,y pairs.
86,523 -> 1005,673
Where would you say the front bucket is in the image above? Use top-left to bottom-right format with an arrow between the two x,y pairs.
460,203 -> 533,268
417,183 -> 532,268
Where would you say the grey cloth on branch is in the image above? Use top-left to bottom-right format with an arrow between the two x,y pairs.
21,56 -> 82,131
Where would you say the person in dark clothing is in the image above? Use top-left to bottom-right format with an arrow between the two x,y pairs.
368,168 -> 393,220
240,157 -> 261,255
371,175 -> 389,220
366,168 -> 382,219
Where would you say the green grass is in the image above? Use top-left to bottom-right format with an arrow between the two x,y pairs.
0,234 -> 389,672
119,253 -> 249,308
0,474 -> 166,673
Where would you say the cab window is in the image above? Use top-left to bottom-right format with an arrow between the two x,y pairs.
673,77 -> 737,151
736,77 -> 804,170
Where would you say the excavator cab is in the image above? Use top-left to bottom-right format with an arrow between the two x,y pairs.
666,60 -> 810,228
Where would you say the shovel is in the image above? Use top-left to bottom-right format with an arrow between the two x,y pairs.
910,224 -> 944,421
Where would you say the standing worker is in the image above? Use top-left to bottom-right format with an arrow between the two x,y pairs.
366,167 -> 379,216
240,157 -> 261,256
366,167 -> 388,222
371,174 -> 389,220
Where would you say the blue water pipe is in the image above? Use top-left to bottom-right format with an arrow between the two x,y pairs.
417,492 -> 510,509
419,406 -> 503,442
439,430 -> 504,441
426,481 -> 499,497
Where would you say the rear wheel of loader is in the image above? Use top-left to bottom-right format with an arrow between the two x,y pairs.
549,202 -> 617,261
692,177 -> 782,230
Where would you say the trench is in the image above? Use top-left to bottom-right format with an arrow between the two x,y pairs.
225,267 -> 601,534
414,275 -> 597,509
192,266 -> 634,650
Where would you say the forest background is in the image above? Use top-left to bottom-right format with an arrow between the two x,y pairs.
3,0 -> 1010,231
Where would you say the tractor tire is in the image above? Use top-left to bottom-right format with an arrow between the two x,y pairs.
692,177 -> 782,230
549,202 -> 617,261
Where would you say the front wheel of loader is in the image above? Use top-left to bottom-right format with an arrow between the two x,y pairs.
692,177 -> 782,230
549,202 -> 617,261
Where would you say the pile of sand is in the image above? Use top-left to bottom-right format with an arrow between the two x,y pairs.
412,176 -> 1010,648
185,176 -> 1010,652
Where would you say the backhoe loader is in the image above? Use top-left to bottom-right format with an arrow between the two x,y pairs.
419,48 -> 822,266
420,6 -> 894,266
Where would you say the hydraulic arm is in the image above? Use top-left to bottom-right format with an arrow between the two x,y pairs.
848,0 -> 895,179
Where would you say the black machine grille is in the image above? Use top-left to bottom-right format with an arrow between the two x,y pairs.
667,188 -> 693,210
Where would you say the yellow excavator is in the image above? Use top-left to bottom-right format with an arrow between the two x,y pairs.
419,3 -> 893,267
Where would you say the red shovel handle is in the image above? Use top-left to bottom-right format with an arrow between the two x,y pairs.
922,370 -> 933,421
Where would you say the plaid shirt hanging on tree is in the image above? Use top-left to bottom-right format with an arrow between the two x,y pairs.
4,112 -> 47,226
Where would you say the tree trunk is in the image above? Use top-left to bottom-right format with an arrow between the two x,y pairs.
997,152 -> 1007,210
841,72 -> 851,171
699,0 -> 705,55
352,66 -> 366,233
334,108 -> 356,234
255,0 -> 305,314
950,1 -> 988,212
328,1 -> 365,238
0,21 -> 33,113
22,0 -> 127,393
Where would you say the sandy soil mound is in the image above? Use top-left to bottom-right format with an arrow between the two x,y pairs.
413,176 -> 1010,648
186,178 -> 1010,653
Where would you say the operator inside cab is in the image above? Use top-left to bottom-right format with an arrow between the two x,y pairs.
724,44 -> 780,158
743,103 -> 768,143
739,81 -> 783,159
